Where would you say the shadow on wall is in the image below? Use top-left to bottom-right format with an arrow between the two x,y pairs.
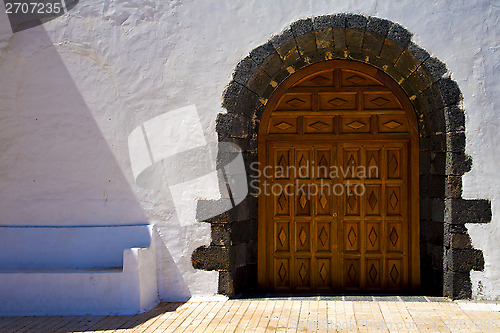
0,11 -> 191,299
3,0 -> 80,33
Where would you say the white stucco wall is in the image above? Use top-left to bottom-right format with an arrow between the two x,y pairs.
0,0 -> 498,302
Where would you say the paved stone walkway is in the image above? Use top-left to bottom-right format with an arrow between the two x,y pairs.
2,297 -> 500,332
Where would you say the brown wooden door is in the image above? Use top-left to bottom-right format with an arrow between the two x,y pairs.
258,60 -> 420,293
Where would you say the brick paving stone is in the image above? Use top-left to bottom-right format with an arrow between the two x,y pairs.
1,299 -> 500,332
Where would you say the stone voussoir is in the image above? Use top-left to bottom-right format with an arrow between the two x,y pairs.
444,198 -> 492,224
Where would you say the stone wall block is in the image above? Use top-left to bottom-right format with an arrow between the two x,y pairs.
431,152 -> 446,176
446,152 -> 472,175
437,78 -> 463,106
211,223 -> 232,246
394,48 -> 420,79
244,68 -> 273,97
196,199 -> 235,223
386,23 -> 412,47
345,19 -> 366,50
420,150 -> 431,175
258,51 -> 285,79
314,28 -> 334,51
444,248 -> 484,272
406,66 -> 435,95
431,198 -> 445,222
444,271 -> 472,299
216,113 -> 234,140
450,233 -> 472,249
420,174 -> 445,198
332,28 -> 347,51
218,271 -> 234,296
271,38 -> 302,67
444,198 -> 492,224
406,42 -> 431,64
379,39 -> 405,65
249,41 -> 275,65
422,57 -> 448,81
445,175 -> 463,199
294,31 -> 319,57
192,245 -> 231,271
313,14 -> 336,30
232,56 -> 258,86
366,16 -> 392,35
362,31 -> 385,56
444,105 -> 466,133
418,84 -> 446,118
420,220 -> 444,244
291,18 -> 315,36
446,131 -> 466,153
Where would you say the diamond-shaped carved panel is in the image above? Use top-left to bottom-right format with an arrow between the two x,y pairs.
318,153 -> 329,169
275,121 -> 293,130
346,75 -> 366,84
346,120 -> 366,129
370,97 -> 391,106
328,97 -> 348,106
341,69 -> 383,87
319,194 -> 328,210
368,227 -> 378,247
278,263 -> 287,281
296,150 -> 310,179
299,263 -> 308,282
319,93 -> 356,110
299,194 -> 307,209
342,117 -> 371,133
390,264 -> 399,283
390,192 -> 398,210
309,121 -> 329,130
368,191 -> 377,210
319,226 -> 328,247
366,150 -> 380,179
347,154 -> 356,167
319,263 -> 328,281
390,226 -> 399,247
276,193 -> 288,215
297,153 -> 308,169
276,151 -> 289,179
365,186 -> 380,216
368,154 -> 377,168
389,155 -> 399,175
345,260 -> 360,287
286,98 -> 306,107
387,188 -> 400,215
369,264 -> 378,283
309,75 -> 329,85
296,223 -> 310,251
347,263 -> 357,282
384,120 -> 402,129
278,227 -> 287,247
364,92 -> 401,109
348,227 -> 356,247
347,195 -> 357,211
387,150 -> 401,179
299,227 -> 307,246
344,151 -> 359,179
297,190 -> 310,215
269,118 -> 297,133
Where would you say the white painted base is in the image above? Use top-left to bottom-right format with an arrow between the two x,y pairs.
0,227 -> 159,316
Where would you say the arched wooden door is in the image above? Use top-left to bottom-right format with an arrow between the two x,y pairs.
257,60 -> 419,293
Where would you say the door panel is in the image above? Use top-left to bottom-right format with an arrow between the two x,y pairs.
259,63 -> 419,293
266,141 -> 410,292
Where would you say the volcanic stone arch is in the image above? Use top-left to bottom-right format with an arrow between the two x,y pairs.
191,13 -> 491,299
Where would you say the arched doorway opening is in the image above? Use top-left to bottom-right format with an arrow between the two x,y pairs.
258,60 -> 419,292
192,14 -> 491,299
